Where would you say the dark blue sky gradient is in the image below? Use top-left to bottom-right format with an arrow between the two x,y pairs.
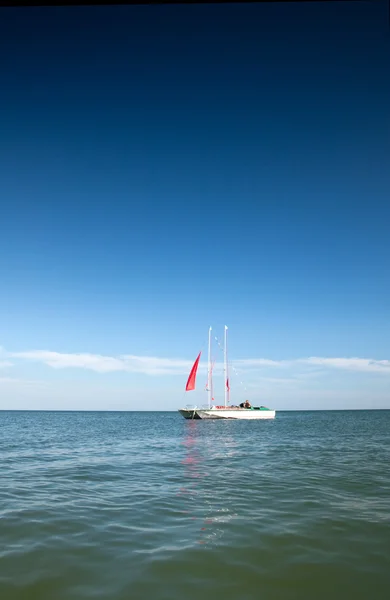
0,2 -> 389,361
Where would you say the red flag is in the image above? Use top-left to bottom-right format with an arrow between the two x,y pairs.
226,377 -> 230,391
185,352 -> 201,391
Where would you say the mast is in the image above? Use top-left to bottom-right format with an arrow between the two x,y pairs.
224,325 -> 229,407
208,326 -> 212,408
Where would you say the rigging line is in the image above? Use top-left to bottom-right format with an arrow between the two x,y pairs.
214,334 -> 248,394
229,358 -> 248,391
204,358 -> 216,390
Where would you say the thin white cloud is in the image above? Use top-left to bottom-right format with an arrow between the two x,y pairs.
303,356 -> 390,374
8,350 -> 198,375
11,351 -> 130,373
120,355 -> 199,375
0,377 -> 47,386
234,358 -> 285,368
249,376 -> 301,385
4,347 -> 390,376
238,357 -> 390,375
0,361 -> 13,369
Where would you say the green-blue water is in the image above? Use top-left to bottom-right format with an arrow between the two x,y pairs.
1,410 -> 389,599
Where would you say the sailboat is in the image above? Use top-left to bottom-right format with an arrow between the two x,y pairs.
178,326 -> 276,420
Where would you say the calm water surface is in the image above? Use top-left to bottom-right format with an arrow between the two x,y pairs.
1,410 -> 389,599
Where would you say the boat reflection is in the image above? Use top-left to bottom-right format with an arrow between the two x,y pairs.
178,420 -> 238,547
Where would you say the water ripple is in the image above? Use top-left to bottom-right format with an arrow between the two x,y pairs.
0,410 -> 390,599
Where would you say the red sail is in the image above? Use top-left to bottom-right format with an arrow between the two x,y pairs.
185,352 -> 201,391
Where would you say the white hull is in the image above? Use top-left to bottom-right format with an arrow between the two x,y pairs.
199,409 -> 275,420
179,408 -> 275,420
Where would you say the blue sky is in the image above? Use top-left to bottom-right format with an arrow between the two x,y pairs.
0,2 -> 389,410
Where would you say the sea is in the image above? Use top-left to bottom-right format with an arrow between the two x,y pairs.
1,410 -> 389,600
